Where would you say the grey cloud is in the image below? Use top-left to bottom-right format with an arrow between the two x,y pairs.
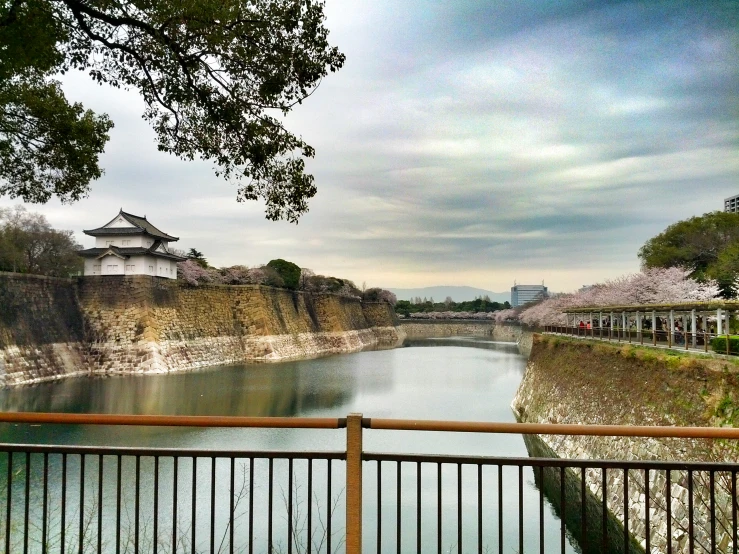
1,1 -> 736,291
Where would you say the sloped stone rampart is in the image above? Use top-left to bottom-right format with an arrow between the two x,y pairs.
513,335 -> 739,553
0,273 -> 404,385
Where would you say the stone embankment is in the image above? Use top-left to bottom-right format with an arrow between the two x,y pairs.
400,320 -> 533,355
0,273 -> 404,386
513,335 -> 739,553
400,320 -> 494,338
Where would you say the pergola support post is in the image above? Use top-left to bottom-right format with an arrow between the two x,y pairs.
717,308 -> 723,336
652,311 -> 657,346
610,311 -> 614,341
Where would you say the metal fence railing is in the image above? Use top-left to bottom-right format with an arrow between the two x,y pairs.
544,325 -> 739,355
0,413 -> 738,554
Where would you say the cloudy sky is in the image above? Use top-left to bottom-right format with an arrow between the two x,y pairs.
2,0 -> 737,293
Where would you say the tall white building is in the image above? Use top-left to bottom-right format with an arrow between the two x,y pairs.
510,284 -> 548,307
78,210 -> 186,279
725,194 -> 739,213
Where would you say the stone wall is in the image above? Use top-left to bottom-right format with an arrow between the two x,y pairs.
399,320 -> 531,355
0,273 -> 90,384
400,320 -> 494,338
0,273 -> 404,386
513,335 -> 739,553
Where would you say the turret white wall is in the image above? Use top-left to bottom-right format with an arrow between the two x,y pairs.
94,236 -> 161,248
84,255 -> 178,278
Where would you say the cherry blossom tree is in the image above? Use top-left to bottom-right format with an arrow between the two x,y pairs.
517,267 -> 721,327
177,259 -> 218,286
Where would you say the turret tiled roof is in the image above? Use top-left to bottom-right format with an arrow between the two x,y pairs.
78,242 -> 187,262
83,210 -> 179,241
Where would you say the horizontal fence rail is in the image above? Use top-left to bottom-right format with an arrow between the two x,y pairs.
0,413 -> 737,554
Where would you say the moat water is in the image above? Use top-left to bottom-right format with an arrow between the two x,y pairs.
0,337 -> 579,553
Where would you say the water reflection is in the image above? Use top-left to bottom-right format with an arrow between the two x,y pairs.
403,336 -> 521,352
0,361 -> 354,417
0,337 -> 580,553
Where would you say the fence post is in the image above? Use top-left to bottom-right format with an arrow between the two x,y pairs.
346,413 -> 363,554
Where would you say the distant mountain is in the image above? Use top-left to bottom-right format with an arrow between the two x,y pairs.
387,286 -> 510,304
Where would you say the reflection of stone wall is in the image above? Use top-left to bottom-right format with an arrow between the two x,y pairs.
400,320 -> 495,338
513,335 -> 739,553
0,273 -> 404,386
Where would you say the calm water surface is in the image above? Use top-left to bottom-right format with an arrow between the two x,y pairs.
0,337 -> 578,553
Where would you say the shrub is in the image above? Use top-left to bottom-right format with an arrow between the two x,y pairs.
301,274 -> 362,299
711,335 -> 739,355
362,287 -> 398,306
267,259 -> 301,290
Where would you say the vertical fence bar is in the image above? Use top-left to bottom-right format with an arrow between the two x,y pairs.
288,458 -> 293,554
688,470 -> 694,554
560,466 -> 565,554
97,455 -> 103,554
417,462 -> 421,554
437,463 -> 441,554
23,452 -> 30,554
645,469 -> 650,554
153,456 -> 159,554
79,455 -> 85,554
733,470 -> 737,554
666,470 -> 672,554
61,453 -> 66,554
346,413 -> 363,554
268,458 -> 273,554
172,457 -> 178,554
624,468 -> 629,553
249,457 -> 254,554
211,457 -> 217,554
478,464 -> 482,554
307,459 -> 312,554
327,459 -> 332,554
305,458 -> 313,554
540,466 -> 545,554
399,462 -> 403,554
710,471 -> 716,554
601,467 -> 607,553
5,452 -> 10,554
229,457 -> 234,554
376,461 -> 381,554
519,465 -> 524,554
581,467 -> 587,553
135,455 -> 140,553
42,453 -> 48,554
498,465 -> 503,554
192,457 -> 197,554
116,455 -> 122,554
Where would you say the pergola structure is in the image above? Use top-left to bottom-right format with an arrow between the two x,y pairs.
557,301 -> 739,350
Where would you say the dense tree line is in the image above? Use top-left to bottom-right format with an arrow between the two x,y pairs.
395,296 -> 510,317
0,205 -> 82,276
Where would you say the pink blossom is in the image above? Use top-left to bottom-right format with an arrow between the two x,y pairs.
516,267 -> 721,327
